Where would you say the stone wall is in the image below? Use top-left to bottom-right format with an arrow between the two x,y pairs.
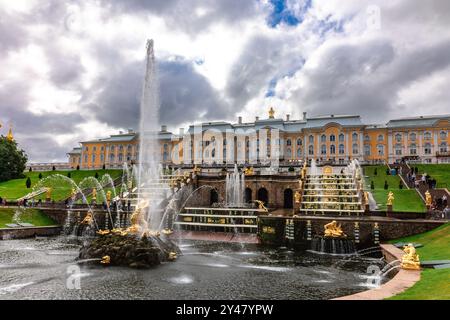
0,226 -> 62,240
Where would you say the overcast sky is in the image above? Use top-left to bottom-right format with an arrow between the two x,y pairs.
1,0 -> 450,162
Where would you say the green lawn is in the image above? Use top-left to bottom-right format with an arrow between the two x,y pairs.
364,166 -> 426,212
414,164 -> 450,189
0,208 -> 56,228
0,170 -> 122,201
388,223 -> 450,300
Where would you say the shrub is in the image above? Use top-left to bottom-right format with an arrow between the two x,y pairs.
29,167 -> 33,172
374,168 -> 377,176
371,181 -> 374,190
25,177 -> 31,189
52,166 -> 56,171
76,165 -> 80,170
399,181 -> 403,189
95,172 -> 99,179
67,172 -> 71,179
38,173 -> 43,180
384,180 -> 389,190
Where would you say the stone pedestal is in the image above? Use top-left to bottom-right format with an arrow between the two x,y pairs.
365,204 -> 370,213
387,205 -> 393,213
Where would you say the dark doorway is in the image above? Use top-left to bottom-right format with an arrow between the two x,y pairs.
245,188 -> 252,203
257,188 -> 269,207
210,189 -> 218,205
284,189 -> 293,209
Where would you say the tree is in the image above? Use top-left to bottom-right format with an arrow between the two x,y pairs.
370,181 -> 374,190
102,164 -> 106,170
0,136 -> 28,182
67,172 -> 72,179
374,168 -> 377,176
29,167 -> 33,172
39,173 -> 43,179
26,177 -> 31,189
384,180 -> 389,190
52,165 -> 56,171
399,181 -> 403,189
95,172 -> 99,179
76,165 -> 80,170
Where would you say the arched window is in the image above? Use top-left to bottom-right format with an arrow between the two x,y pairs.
378,134 -> 384,142
297,138 -> 302,146
92,154 -> 96,162
321,144 -> 327,155
163,144 -> 168,150
308,145 -> 314,155
118,154 -> 123,162
424,131 -> 432,140
330,134 -> 336,142
109,154 -> 115,163
339,144 -> 345,154
352,143 -> 358,154
395,144 -> 402,155
410,133 -> 416,141
352,132 -> 358,141
287,148 -> 292,158
395,133 -> 402,142
286,139 -> 292,146
321,134 -> 326,143
309,135 -> 314,144
119,145 -> 124,152
163,152 -> 169,161
440,131 -> 448,140
339,134 -> 345,142
410,144 -> 417,155
377,145 -> 384,155
364,145 -> 370,156
440,142 -> 448,153
330,145 -> 336,154
297,148 -> 302,158
424,143 -> 432,154
364,135 -> 370,141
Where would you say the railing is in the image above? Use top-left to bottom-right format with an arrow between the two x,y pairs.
436,151 -> 450,157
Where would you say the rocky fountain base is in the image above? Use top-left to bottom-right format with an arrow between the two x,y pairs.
79,232 -> 179,269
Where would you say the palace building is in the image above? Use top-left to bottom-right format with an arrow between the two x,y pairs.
67,111 -> 450,169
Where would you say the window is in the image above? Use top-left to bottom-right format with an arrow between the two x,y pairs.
321,144 -> 326,155
297,148 -> 302,158
395,133 -> 402,142
377,134 -> 384,142
109,154 -> 115,163
410,133 -> 416,141
309,135 -> 314,144
410,144 -> 417,155
339,134 -> 345,142
266,138 -> 271,146
330,145 -> 336,154
440,142 -> 448,153
286,139 -> 292,146
424,131 -> 432,140
119,145 -> 124,152
287,148 -> 292,158
352,143 -> 358,154
424,143 -> 432,155
164,144 -> 168,150
85,146 -> 89,152
128,145 -> 132,151
84,155 -> 88,163
101,146 -> 104,152
377,145 -> 384,156
330,135 -> 336,142
321,134 -> 326,143
119,154 -> 124,162
100,154 -> 104,162
395,144 -> 402,156
211,149 -> 216,158
440,131 -> 448,140
339,144 -> 345,154
163,152 -> 169,161
364,145 -> 370,156
352,132 -> 358,141
297,138 -> 302,146
364,135 -> 370,141
308,145 -> 314,155
93,146 -> 97,152
110,146 -> 115,153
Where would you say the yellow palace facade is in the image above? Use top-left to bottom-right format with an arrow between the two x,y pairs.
67,111 -> 450,169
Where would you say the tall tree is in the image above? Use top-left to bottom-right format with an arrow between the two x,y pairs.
0,136 -> 28,182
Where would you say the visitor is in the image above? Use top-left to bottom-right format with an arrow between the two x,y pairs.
443,195 -> 448,209
421,174 -> 427,185
37,199 -> 42,207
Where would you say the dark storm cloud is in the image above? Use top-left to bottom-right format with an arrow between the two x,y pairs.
90,57 -> 227,129
290,37 -> 450,122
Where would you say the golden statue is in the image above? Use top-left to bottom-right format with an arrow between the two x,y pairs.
81,211 -> 94,225
268,107 -> 275,119
100,256 -> 111,265
254,200 -> 268,213
425,190 -> 433,206
244,167 -> 254,176
97,229 -> 110,236
71,188 -> 77,198
106,191 -> 112,202
387,191 -> 394,206
126,199 -> 149,234
324,220 -> 346,238
168,252 -> 177,261
298,180 -> 303,189
6,124 -> 14,142
364,192 -> 369,204
161,228 -> 173,235
46,188 -> 52,200
92,188 -> 97,200
294,191 -> 301,204
401,244 -> 420,270
193,165 -> 201,174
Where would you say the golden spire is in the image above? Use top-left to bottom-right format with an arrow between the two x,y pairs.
268,107 -> 275,119
6,124 -> 14,142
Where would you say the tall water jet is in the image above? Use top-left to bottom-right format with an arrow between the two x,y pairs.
137,39 -> 162,231
226,164 -> 245,207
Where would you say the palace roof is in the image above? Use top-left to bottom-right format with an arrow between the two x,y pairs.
386,114 -> 450,128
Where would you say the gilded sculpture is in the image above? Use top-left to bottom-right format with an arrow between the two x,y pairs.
400,244 -> 420,270
324,220 -> 346,238
425,190 -> 433,207
387,191 -> 394,206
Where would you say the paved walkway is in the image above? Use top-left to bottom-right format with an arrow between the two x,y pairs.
334,244 -> 421,300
